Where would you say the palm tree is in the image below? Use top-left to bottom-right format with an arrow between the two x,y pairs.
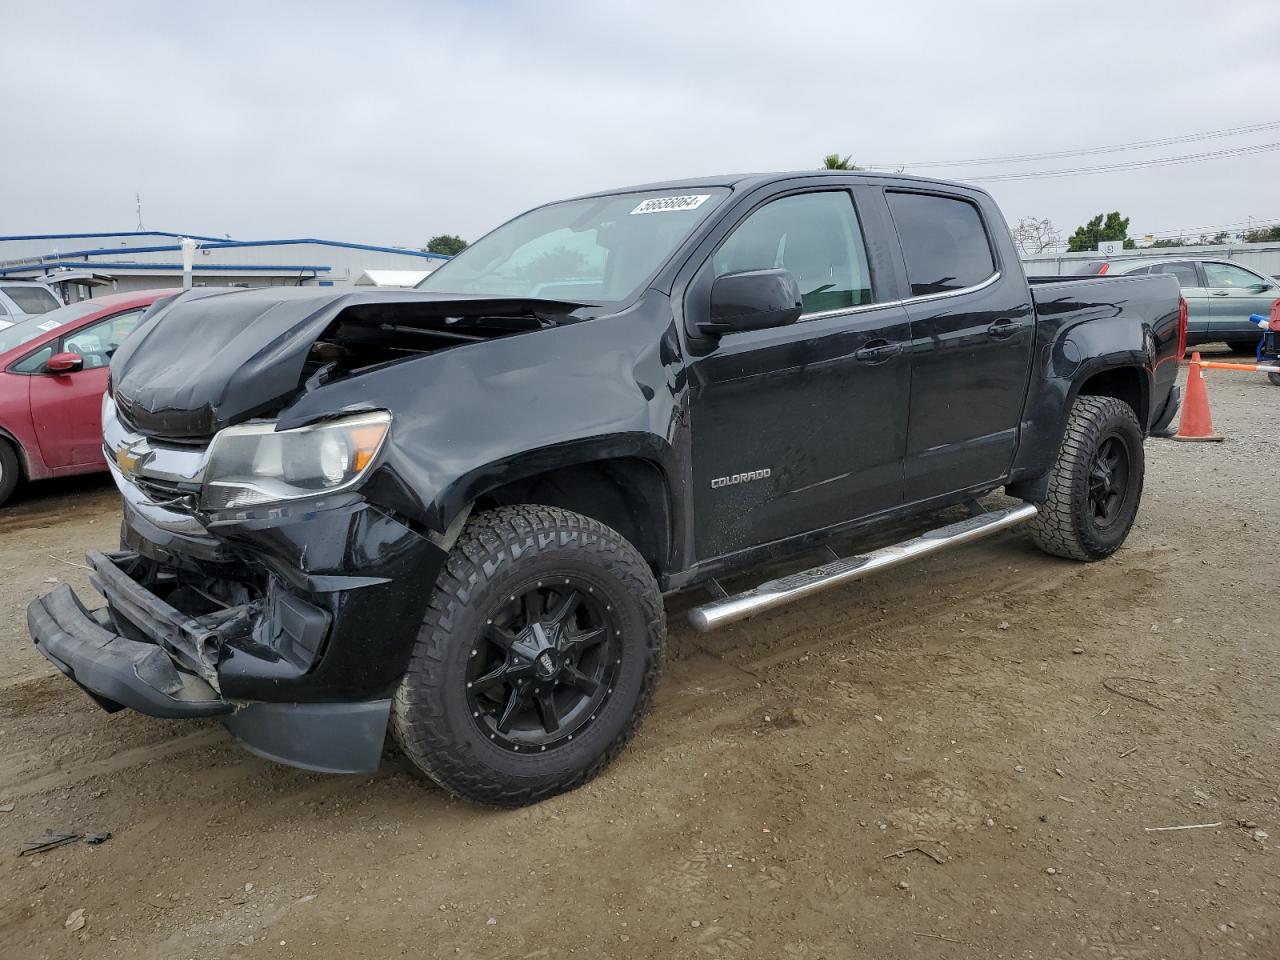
822,153 -> 861,170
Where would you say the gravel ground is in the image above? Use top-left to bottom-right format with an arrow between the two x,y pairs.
1,350 -> 1277,959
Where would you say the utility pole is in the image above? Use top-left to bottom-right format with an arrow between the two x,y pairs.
179,237 -> 197,289
135,193 -> 146,232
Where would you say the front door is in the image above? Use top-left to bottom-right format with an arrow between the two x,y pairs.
884,189 -> 1036,503
29,309 -> 144,468
686,188 -> 911,559
1203,260 -> 1278,345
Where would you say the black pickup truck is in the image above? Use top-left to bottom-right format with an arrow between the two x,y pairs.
28,172 -> 1184,806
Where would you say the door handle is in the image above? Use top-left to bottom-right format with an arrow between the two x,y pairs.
986,318 -> 1019,339
854,340 -> 901,363
1211,291 -> 1230,297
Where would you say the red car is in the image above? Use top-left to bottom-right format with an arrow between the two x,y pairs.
0,289 -> 176,506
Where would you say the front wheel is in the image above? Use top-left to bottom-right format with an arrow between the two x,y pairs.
0,441 -> 20,508
391,505 -> 664,806
1030,396 -> 1145,562
1269,371 -> 1280,387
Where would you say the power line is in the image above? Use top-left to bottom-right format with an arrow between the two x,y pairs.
960,141 -> 1280,183
872,119 -> 1280,169
1137,215 -> 1280,239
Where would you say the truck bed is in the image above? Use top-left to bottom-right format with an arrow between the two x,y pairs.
1023,271 -> 1183,436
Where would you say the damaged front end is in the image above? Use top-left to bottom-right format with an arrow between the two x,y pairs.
28,394 -> 444,773
28,287 -> 585,773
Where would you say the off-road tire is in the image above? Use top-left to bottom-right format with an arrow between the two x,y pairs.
391,505 -> 664,806
0,441 -> 20,508
1030,396 -> 1144,562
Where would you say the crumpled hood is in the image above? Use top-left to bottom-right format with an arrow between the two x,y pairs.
109,287 -> 578,439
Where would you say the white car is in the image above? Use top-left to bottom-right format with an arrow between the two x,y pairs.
0,281 -> 62,330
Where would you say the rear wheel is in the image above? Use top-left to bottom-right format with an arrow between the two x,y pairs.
392,505 -> 664,806
1030,396 -> 1144,562
0,441 -> 20,508
1269,372 -> 1280,387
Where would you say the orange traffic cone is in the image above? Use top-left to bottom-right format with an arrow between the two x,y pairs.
1171,352 -> 1223,442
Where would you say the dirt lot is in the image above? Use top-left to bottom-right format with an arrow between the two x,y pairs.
1,353 -> 1277,960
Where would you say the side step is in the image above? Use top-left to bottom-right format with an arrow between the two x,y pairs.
687,503 -> 1038,632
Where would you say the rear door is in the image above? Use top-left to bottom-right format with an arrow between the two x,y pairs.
1148,262 -> 1210,339
28,309 -> 145,468
1202,261 -> 1278,344
685,186 -> 912,558
885,189 -> 1035,503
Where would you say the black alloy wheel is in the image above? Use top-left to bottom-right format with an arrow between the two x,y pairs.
1086,435 -> 1131,530
466,579 -> 620,752
391,505 -> 665,806
1029,395 -> 1145,562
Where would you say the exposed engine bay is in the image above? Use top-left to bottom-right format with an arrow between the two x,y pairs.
109,288 -> 587,440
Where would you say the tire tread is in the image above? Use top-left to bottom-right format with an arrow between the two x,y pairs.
391,504 -> 664,807
1030,395 -> 1143,562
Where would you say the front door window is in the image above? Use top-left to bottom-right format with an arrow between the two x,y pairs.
713,191 -> 874,315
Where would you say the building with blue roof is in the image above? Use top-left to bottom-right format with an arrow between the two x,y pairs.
0,231 -> 448,297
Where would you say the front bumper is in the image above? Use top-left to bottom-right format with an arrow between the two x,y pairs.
28,550 -> 398,773
30,474 -> 448,772
29,569 -> 229,719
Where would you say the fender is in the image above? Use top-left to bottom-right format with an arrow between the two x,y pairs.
274,294 -> 689,563
1008,295 -> 1161,493
442,440 -> 679,573
0,423 -> 49,482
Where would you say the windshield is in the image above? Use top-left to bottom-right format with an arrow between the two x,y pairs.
417,188 -> 729,305
2,284 -> 61,315
0,301 -> 98,353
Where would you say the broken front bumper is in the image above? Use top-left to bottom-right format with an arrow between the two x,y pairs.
30,560 -> 230,720
29,490 -> 446,773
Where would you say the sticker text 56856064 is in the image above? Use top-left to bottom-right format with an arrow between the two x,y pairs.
629,195 -> 711,215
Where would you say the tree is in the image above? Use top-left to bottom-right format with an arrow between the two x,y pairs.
1011,217 -> 1062,255
1149,238 -> 1186,248
1244,224 -> 1280,243
1066,212 -> 1134,252
425,234 -> 468,256
821,153 -> 862,170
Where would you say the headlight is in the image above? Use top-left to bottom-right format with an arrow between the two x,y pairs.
201,411 -> 390,510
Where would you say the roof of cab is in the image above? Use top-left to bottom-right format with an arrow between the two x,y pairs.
565,169 -> 989,202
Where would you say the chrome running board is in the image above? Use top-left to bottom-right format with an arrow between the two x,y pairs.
687,503 -> 1038,632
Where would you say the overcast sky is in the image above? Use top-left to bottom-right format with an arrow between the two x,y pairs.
4,0 -> 1279,250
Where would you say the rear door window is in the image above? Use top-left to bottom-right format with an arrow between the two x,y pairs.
1151,262 -> 1202,288
886,191 -> 996,297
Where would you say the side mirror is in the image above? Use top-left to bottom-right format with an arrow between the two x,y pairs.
699,268 -> 803,337
1249,282 -> 1271,294
46,352 -> 84,374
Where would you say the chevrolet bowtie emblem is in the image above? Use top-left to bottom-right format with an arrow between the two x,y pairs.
114,442 -> 147,476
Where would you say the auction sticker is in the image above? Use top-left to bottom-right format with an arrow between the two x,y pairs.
630,194 -> 711,215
